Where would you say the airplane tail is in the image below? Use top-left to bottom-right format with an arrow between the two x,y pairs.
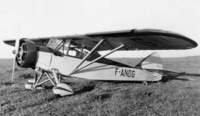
135,52 -> 164,81
136,52 -> 163,70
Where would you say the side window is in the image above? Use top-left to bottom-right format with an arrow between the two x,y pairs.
68,46 -> 82,58
68,49 -> 77,57
67,45 -> 89,59
50,39 -> 89,59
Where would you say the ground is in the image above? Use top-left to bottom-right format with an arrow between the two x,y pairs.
0,56 -> 200,116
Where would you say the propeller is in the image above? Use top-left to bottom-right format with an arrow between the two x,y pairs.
11,38 -> 20,83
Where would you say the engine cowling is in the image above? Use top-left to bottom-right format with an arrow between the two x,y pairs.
16,39 -> 37,68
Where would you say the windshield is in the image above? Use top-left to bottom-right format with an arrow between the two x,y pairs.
46,38 -> 63,50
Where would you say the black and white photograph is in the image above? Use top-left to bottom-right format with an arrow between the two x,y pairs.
0,0 -> 200,115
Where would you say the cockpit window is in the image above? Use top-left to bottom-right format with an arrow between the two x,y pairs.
47,38 -> 88,59
67,44 -> 89,58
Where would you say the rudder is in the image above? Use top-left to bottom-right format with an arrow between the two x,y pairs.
136,52 -> 163,70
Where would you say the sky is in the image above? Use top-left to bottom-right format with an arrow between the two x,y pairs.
0,0 -> 200,58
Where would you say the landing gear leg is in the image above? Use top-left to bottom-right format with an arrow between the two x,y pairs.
24,68 -> 74,96
24,69 -> 44,90
52,69 -> 74,96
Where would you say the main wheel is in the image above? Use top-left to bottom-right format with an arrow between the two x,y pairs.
24,83 -> 33,89
53,83 -> 74,97
27,79 -> 35,83
25,79 -> 44,90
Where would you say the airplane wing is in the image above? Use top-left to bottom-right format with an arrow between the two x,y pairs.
4,29 -> 198,51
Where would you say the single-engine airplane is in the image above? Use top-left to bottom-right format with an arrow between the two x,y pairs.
3,29 -> 198,96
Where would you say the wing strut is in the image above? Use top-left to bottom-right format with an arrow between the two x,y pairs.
70,43 -> 124,75
73,39 -> 105,71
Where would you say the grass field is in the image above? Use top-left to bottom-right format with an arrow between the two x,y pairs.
0,56 -> 200,116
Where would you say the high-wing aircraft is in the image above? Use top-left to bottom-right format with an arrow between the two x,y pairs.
3,29 -> 198,96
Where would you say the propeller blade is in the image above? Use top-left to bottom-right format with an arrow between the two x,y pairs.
11,38 -> 20,83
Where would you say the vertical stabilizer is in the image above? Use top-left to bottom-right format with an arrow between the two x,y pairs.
136,52 -> 163,70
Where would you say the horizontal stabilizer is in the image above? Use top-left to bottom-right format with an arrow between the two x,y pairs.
146,69 -> 182,76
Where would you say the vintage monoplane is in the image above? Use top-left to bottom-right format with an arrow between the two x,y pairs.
3,29 -> 198,96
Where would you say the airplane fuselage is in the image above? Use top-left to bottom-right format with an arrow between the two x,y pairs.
35,51 -> 162,81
